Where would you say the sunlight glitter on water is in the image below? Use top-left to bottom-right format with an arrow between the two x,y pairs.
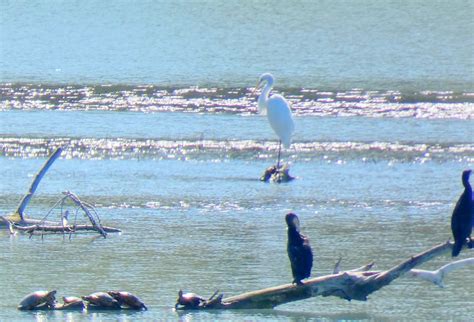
1,137 -> 473,163
1,84 -> 473,119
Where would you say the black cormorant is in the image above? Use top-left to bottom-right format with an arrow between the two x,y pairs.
451,170 -> 473,257
285,213 -> 313,285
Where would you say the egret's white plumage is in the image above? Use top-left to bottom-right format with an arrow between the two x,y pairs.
256,73 -> 294,169
408,257 -> 474,287
256,73 -> 295,148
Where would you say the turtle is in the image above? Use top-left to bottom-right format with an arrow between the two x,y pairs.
18,290 -> 57,310
175,290 -> 206,309
56,296 -> 85,310
82,292 -> 121,309
107,291 -> 147,310
63,296 -> 83,304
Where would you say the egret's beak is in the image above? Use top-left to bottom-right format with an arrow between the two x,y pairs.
251,80 -> 261,96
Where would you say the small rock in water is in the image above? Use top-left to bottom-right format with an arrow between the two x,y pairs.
260,164 -> 295,183
260,165 -> 278,182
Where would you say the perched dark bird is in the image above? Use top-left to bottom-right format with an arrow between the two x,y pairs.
285,213 -> 313,285
451,170 -> 473,257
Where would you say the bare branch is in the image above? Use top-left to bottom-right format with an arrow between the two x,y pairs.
407,257 -> 474,288
176,240 -> 465,310
16,148 -> 63,218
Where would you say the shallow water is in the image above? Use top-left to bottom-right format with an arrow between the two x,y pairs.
1,0 -> 473,320
1,109 -> 473,320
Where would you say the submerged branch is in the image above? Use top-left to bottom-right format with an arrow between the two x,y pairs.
11,223 -> 121,234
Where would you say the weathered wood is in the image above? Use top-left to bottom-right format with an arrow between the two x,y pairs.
2,148 -> 63,224
408,257 -> 474,287
1,147 -> 121,237
176,240 -> 465,310
16,148 -> 63,220
11,223 -> 121,234
61,191 -> 108,238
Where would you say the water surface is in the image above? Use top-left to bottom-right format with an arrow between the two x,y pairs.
0,0 -> 473,320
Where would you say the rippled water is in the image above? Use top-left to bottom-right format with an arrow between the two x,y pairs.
1,0 -> 473,320
1,96 -> 473,320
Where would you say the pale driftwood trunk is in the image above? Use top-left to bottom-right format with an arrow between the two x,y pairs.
2,148 -> 63,224
176,241 -> 459,310
15,147 -> 63,220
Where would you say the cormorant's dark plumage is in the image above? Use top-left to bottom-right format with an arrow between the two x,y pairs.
285,213 -> 313,285
451,170 -> 473,257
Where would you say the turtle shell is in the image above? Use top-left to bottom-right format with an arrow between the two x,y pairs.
107,291 -> 147,310
82,292 -> 121,308
62,296 -> 83,304
54,296 -> 85,311
176,291 -> 205,309
18,290 -> 56,310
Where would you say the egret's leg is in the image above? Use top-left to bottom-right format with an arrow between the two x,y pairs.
276,140 -> 282,170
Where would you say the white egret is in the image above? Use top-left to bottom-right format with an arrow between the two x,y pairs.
255,73 -> 295,169
408,258 -> 474,287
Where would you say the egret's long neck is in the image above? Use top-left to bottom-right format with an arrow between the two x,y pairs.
258,79 -> 273,114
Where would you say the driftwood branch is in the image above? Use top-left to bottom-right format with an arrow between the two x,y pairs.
61,191 -> 108,238
11,223 -> 121,234
176,240 -> 467,310
5,191 -> 121,237
15,147 -> 63,219
407,257 -> 474,287
1,147 -> 121,237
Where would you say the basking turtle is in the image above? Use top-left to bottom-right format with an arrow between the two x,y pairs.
63,296 -> 83,304
82,292 -> 121,309
18,290 -> 57,310
56,296 -> 85,310
107,291 -> 147,310
175,290 -> 206,309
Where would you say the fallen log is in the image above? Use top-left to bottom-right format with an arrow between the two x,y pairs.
11,223 -> 121,234
176,240 -> 469,310
1,147 -> 121,237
